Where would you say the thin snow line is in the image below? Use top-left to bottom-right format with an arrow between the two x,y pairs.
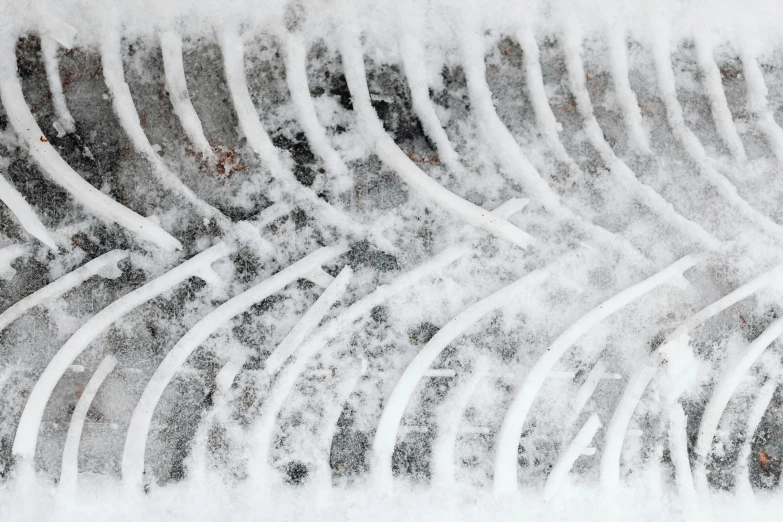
740,46 -> 783,163
650,31 -> 783,242
337,28 -> 535,250
12,242 -> 233,462
543,413 -> 601,500
0,172 -> 58,251
560,23 -> 719,250
372,265 -> 553,491
668,403 -> 695,497
600,261 -> 783,493
606,26 -> 650,154
494,255 -> 698,495
0,37 -> 182,251
0,249 -> 127,332
120,244 -> 347,489
58,354 -> 117,497
693,315 -> 783,489
693,31 -> 746,160
40,35 -> 75,134
100,31 -> 228,225
160,32 -> 215,160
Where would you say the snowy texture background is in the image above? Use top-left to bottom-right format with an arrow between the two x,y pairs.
3,0 -> 783,519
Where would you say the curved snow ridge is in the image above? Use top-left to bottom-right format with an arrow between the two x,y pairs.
493,254 -> 698,495
0,170 -> 58,251
159,31 -> 215,160
337,28 -> 536,251
12,242 -> 234,461
741,46 -> 783,164
58,354 -> 117,497
693,315 -> 783,489
0,37 -> 182,252
600,261 -> 783,493
40,34 -> 75,134
121,244 -> 347,489
0,249 -> 127,332
544,413 -> 601,500
372,264 -> 553,491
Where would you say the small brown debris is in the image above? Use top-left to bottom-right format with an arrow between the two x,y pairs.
739,311 -> 747,325
760,451 -> 771,471
39,136 -> 48,142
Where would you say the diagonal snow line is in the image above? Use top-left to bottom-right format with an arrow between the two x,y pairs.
0,249 -> 127,332
693,315 -> 783,489
606,26 -> 650,154
58,354 -> 116,497
160,32 -> 215,160
337,29 -> 535,250
12,242 -> 233,461
0,243 -> 28,281
263,267 -> 353,375
735,376 -> 778,494
740,46 -> 783,164
220,30 -> 398,254
40,35 -> 75,134
120,244 -> 347,488
457,20 -> 652,266
600,261 -> 783,493
515,26 -> 574,164
493,254 -> 698,495
431,357 -> 489,488
543,413 -> 601,500
0,172 -> 58,251
100,31 -> 228,225
693,31 -> 746,160
560,24 -> 719,250
650,32 -> 783,242
0,38 -> 182,252
282,31 -> 350,184
668,404 -> 695,497
571,360 -> 608,422
397,31 -> 463,175
372,265 -> 553,492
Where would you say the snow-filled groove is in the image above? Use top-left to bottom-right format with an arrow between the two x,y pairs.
494,254 -> 698,495
121,244 -> 347,489
58,354 -> 116,497
6,4 -> 783,518
12,242 -> 234,462
0,37 -> 182,251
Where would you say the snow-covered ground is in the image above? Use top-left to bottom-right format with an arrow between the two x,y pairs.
2,0 -> 783,519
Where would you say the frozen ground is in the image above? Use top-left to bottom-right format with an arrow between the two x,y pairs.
2,0 -> 783,519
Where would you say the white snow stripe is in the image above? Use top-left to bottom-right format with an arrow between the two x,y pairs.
606,26 -> 650,154
741,47 -> 783,163
0,249 -> 127,332
0,243 -> 27,281
282,32 -> 350,182
494,255 -> 698,495
40,35 -> 75,134
100,32 -> 227,224
431,358 -> 489,488
735,377 -> 778,493
668,404 -> 695,497
600,261 -> 783,493
12,242 -> 233,461
561,24 -> 719,250
544,413 -> 601,500
121,244 -> 347,488
372,266 -> 552,491
515,26 -> 573,164
650,32 -> 783,242
160,32 -> 215,160
0,173 -> 57,250
693,31 -> 746,160
572,360 -> 608,421
338,29 -> 535,250
58,354 -> 116,497
0,39 -> 182,252
693,315 -> 783,489
263,267 -> 352,375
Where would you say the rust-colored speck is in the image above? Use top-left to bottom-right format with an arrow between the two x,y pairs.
760,451 -> 771,472
39,136 -> 48,142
